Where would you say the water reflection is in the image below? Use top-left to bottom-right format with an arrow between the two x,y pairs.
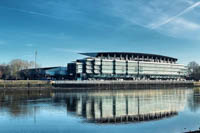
0,88 -> 199,124
0,90 -> 52,117
188,88 -> 200,112
53,88 -> 192,123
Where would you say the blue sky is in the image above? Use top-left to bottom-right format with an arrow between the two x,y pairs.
0,0 -> 200,67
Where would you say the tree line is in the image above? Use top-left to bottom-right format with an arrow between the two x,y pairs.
0,59 -> 38,80
187,61 -> 200,81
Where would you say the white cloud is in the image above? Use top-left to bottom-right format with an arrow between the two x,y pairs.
2,0 -> 200,40
150,1 -> 200,29
107,0 -> 200,40
173,18 -> 200,30
157,18 -> 200,38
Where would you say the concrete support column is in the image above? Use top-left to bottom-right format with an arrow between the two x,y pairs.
120,54 -> 122,60
100,59 -> 102,75
126,60 -> 128,75
113,60 -> 116,75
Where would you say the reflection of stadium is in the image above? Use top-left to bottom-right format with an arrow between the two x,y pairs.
0,88 -> 194,124
53,89 -> 191,123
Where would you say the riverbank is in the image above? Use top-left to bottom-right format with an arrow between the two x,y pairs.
0,80 -> 52,89
0,80 -> 197,90
52,80 -> 194,89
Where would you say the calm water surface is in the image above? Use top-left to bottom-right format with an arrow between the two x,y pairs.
0,88 -> 200,133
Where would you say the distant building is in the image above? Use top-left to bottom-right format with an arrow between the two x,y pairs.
67,52 -> 187,80
20,67 -> 67,80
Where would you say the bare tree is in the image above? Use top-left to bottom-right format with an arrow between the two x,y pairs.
188,61 -> 199,74
0,59 -> 39,80
0,64 -> 11,79
9,59 -> 40,79
188,61 -> 200,80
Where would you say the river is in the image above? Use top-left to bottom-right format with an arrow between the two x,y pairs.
0,87 -> 199,133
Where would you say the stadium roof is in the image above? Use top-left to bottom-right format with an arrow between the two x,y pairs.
79,52 -> 178,61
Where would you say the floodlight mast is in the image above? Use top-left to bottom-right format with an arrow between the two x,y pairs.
35,50 -> 37,69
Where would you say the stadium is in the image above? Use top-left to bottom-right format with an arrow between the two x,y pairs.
67,52 -> 187,80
